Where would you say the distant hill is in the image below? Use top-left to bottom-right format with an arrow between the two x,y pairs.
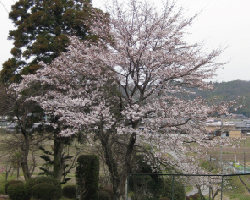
191,80 -> 250,117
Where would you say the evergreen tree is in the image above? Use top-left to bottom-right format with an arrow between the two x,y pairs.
1,0 -> 97,83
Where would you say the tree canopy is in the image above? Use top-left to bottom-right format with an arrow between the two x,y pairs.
1,0 -> 98,83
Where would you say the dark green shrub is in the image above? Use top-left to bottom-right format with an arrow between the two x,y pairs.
26,176 -> 62,199
62,185 -> 76,199
98,190 -> 110,200
32,183 -> 61,200
101,188 -> 114,199
7,183 -> 28,200
160,176 -> 185,200
159,197 -> 170,200
129,155 -> 164,199
189,193 -> 200,200
76,155 -> 99,200
5,179 -> 24,194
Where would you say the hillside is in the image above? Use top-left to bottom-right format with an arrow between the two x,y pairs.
193,80 -> 250,117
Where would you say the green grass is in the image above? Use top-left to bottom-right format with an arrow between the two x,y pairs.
224,176 -> 250,200
240,137 -> 250,147
0,174 -> 6,194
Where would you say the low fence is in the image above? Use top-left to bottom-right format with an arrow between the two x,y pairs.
126,173 -> 250,200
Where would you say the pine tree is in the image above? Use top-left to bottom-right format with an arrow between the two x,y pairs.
1,0 -> 97,83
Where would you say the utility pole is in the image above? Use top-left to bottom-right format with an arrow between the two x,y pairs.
220,118 -> 224,173
220,145 -> 223,173
235,150 -> 236,164
244,150 -> 246,173
244,140 -> 246,173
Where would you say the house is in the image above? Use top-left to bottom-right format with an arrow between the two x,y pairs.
205,121 -> 235,136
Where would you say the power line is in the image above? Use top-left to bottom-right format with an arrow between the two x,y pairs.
0,0 -> 17,14
0,1 -> 9,14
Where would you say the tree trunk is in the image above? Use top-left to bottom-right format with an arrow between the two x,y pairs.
99,118 -> 137,200
99,130 -> 120,200
118,132 -> 136,200
54,136 -> 64,181
21,128 -> 31,180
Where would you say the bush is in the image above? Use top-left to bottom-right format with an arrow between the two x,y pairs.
189,193 -> 201,200
100,188 -> 114,199
62,185 -> 76,199
98,190 -> 110,200
5,179 -> 24,194
129,155 -> 164,199
159,197 -> 170,200
32,183 -> 61,200
26,176 -> 62,199
160,177 -> 185,200
7,183 -> 28,200
76,155 -> 99,200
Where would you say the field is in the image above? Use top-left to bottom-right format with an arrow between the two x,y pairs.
207,137 -> 250,169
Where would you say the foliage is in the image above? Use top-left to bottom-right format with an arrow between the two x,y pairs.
26,176 -> 61,199
7,183 -> 28,200
200,160 -> 218,173
187,193 -> 201,200
1,0 -> 100,83
160,177 -> 185,200
100,188 -> 114,200
98,190 -> 111,200
0,174 -> 6,194
129,155 -> 164,199
38,146 -> 54,177
62,185 -> 76,199
5,179 -> 23,194
159,197 -> 170,200
129,175 -> 162,200
129,174 -> 179,200
31,183 -> 62,200
131,155 -> 156,174
76,155 -> 99,200
38,145 -> 74,183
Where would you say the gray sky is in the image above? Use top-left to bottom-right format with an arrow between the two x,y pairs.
0,0 -> 250,82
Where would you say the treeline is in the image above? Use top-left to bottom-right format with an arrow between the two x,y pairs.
191,80 -> 250,117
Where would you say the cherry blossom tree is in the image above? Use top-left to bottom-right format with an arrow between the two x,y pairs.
13,0 -> 238,198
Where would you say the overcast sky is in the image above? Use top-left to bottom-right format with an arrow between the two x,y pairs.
0,0 -> 250,82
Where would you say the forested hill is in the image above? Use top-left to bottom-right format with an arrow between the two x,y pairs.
193,80 -> 250,117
